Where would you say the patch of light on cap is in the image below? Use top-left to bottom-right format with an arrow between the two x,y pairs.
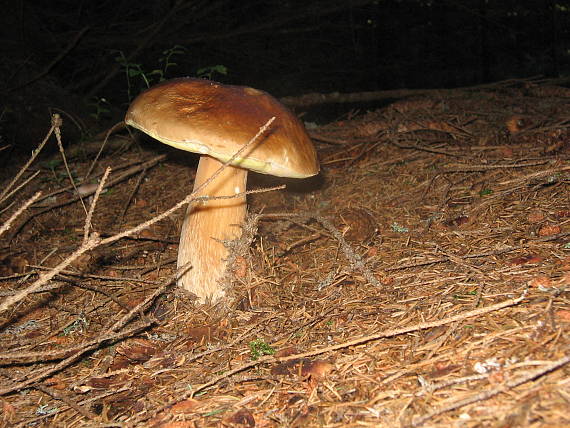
234,186 -> 241,194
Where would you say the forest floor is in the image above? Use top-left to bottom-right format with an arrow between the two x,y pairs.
1,80 -> 570,427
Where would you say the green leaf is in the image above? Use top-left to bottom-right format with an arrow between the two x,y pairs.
249,339 -> 275,360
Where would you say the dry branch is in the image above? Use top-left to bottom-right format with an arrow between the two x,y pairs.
4,154 -> 167,242
0,115 -> 59,207
409,352 -> 570,427
130,291 -> 527,425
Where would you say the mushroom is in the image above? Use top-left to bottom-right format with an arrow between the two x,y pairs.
125,78 -> 319,303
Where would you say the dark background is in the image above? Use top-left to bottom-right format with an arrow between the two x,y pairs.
1,0 -> 569,155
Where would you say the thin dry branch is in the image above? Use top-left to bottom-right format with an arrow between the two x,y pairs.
0,115 -> 59,206
409,351 -> 570,427
0,171 -> 41,211
261,213 -> 382,287
9,27 -> 90,91
280,76 -> 546,108
34,383 -> 97,421
0,191 -> 41,237
0,234 -> 101,314
0,319 -> 153,396
84,121 -> 127,181
130,290 -> 527,425
54,112 -> 90,217
0,279 -> 173,394
5,154 -> 167,242
83,167 -> 111,243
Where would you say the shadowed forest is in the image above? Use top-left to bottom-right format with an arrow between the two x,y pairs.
1,1 -> 570,427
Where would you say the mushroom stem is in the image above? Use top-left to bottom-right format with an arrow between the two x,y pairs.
177,156 -> 247,303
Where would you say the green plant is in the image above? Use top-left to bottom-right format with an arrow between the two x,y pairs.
196,64 -> 228,80
158,45 -> 187,79
113,45 -> 188,101
391,222 -> 409,233
40,159 -> 77,185
88,97 -> 111,121
249,339 -> 275,360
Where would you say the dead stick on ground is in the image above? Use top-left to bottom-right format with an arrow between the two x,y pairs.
0,170 -> 41,207
19,385 -> 130,428
409,351 -> 570,428
0,281 -> 171,365
388,231 -> 570,271
0,234 -> 102,313
84,121 -> 127,181
314,215 -> 382,287
0,115 -> 57,205
0,191 -> 41,237
443,160 -> 551,172
34,383 -> 97,421
130,291 -> 527,425
83,167 -> 111,243
261,213 -> 381,287
119,167 -> 147,223
5,154 -> 167,242
53,114 -> 89,216
34,155 -> 154,205
0,280 -> 172,393
0,320 -> 153,396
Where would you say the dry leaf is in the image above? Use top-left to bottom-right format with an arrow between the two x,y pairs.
527,211 -> 545,223
139,228 -> 154,239
223,408 -> 255,427
508,255 -> 542,266
87,375 -> 126,390
186,326 -> 217,343
271,358 -> 333,380
428,364 -> 461,379
159,422 -> 195,428
275,347 -> 300,358
505,115 -> 529,134
110,355 -> 131,370
426,121 -> 456,133
337,207 -> 378,243
44,375 -> 67,390
2,400 -> 16,423
538,224 -> 561,237
170,399 -> 200,414
443,215 -> 469,228
301,360 -> 333,379
528,275 -> 551,288
116,339 -> 159,362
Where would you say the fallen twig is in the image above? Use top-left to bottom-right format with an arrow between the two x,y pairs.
409,351 -> 570,427
0,191 -> 41,237
129,290 -> 527,425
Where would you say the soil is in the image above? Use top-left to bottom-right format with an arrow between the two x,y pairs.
1,80 -> 569,427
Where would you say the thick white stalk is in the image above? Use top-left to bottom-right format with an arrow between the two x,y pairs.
177,156 -> 247,303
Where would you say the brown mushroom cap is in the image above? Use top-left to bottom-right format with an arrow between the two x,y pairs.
125,78 -> 319,178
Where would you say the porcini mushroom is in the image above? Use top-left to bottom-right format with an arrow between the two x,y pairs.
125,78 -> 319,303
